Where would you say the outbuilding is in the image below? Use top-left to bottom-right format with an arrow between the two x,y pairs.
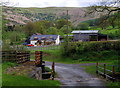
71,30 -> 108,42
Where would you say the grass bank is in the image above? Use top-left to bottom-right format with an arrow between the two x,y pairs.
81,60 -> 120,88
0,63 -> 2,87
43,49 -> 119,64
3,74 -> 60,86
2,62 -> 60,86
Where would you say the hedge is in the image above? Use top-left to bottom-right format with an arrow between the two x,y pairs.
61,41 -> 120,57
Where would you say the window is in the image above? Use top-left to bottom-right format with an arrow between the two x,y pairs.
34,37 -> 38,40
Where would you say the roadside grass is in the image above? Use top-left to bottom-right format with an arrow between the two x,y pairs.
80,60 -> 120,88
43,49 -> 90,64
0,63 -> 2,87
45,67 -> 52,72
27,45 -> 60,52
107,82 -> 120,88
29,46 -> 60,60
3,74 -> 60,86
80,60 -> 118,75
42,49 -> 119,64
2,62 -> 18,72
2,62 -> 61,86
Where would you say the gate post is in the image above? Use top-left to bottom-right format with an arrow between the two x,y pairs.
112,65 -> 115,82
52,62 -> 55,80
96,62 -> 98,74
104,64 -> 106,78
35,51 -> 42,67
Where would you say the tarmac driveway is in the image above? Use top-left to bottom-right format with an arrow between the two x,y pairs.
45,61 -> 106,88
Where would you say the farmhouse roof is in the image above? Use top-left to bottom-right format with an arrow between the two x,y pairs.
71,30 -> 99,34
30,35 -> 59,41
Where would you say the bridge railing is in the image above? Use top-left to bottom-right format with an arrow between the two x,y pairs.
96,62 -> 119,82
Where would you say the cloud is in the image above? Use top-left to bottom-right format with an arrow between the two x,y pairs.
3,0 -> 100,8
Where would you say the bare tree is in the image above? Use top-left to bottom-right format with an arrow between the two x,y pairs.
86,0 -> 120,29
0,0 -> 19,7
88,0 -> 120,15
0,0 -> 10,6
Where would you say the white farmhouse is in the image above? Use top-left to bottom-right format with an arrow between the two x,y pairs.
29,34 -> 60,46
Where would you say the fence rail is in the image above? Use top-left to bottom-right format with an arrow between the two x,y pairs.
96,62 -> 117,81
1,51 -> 30,63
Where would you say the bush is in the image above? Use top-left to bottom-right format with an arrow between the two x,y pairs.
61,41 -> 120,60
76,23 -> 89,30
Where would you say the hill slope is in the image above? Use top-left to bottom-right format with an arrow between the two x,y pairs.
3,6 -> 98,26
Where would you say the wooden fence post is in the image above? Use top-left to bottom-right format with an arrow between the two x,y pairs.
104,64 -> 106,78
96,62 -> 98,74
52,62 -> 55,80
35,51 -> 42,67
112,65 -> 115,82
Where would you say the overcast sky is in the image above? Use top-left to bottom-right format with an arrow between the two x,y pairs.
2,0 -> 101,8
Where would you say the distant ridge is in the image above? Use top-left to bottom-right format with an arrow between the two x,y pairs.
3,6 -> 99,26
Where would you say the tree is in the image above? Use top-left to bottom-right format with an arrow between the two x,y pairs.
60,25 -> 72,34
86,0 -> 120,29
55,19 -> 72,29
24,22 -> 35,36
46,27 -> 58,34
108,14 -> 119,28
97,18 -> 109,29
87,0 -> 120,16
0,1 -> 9,6
34,20 -> 54,34
14,25 -> 24,32
76,23 -> 89,30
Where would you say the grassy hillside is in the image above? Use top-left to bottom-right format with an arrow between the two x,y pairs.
3,6 -> 99,26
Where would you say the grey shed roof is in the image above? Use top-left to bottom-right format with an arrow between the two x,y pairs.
30,35 -> 59,41
71,30 -> 99,34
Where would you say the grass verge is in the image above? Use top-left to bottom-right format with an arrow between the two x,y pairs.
0,63 -> 2,87
3,74 -> 60,86
81,60 -> 120,88
43,49 -> 119,64
2,62 -> 60,86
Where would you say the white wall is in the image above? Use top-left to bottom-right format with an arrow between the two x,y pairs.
55,35 -> 60,45
30,35 -> 60,46
30,40 -> 37,46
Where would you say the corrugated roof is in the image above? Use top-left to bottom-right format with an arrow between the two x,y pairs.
71,30 -> 99,34
30,35 -> 59,40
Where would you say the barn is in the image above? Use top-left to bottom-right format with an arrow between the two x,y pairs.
71,30 -> 108,42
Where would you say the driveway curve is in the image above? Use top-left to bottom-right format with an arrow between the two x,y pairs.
45,61 -> 106,88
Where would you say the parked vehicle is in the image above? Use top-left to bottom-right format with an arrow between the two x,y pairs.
27,44 -> 34,47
